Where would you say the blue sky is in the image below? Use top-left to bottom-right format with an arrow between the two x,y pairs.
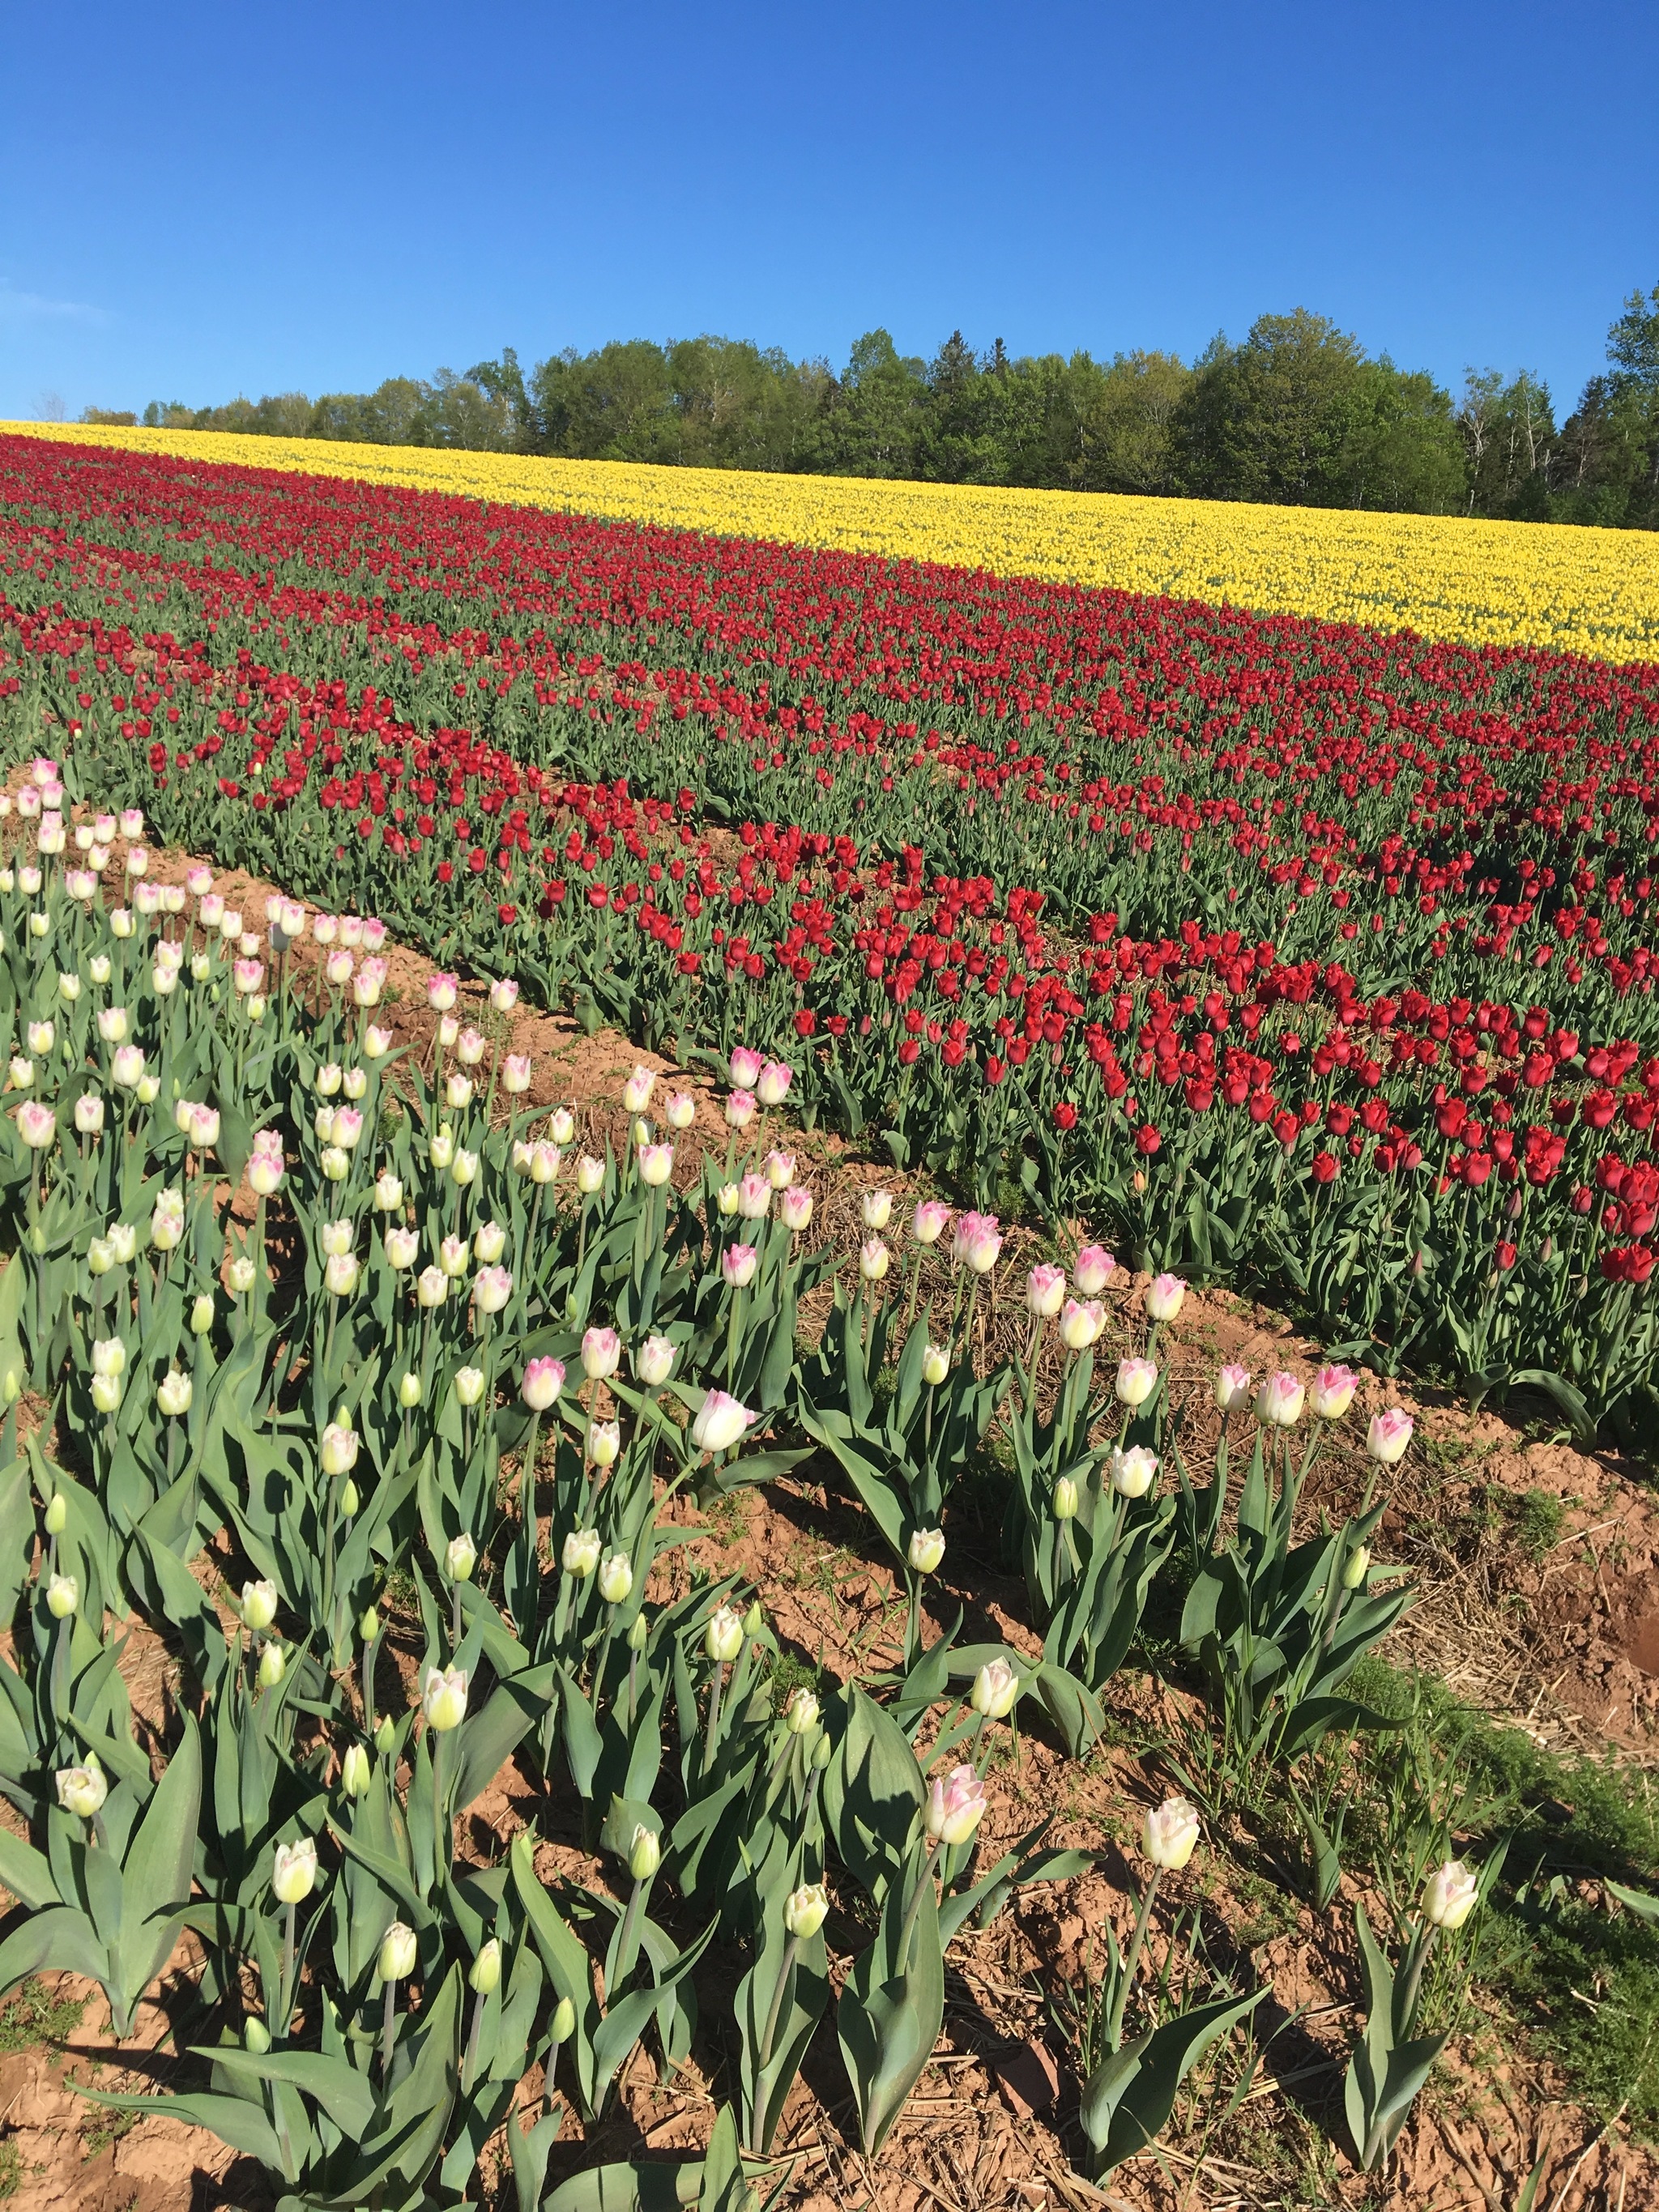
2,0 -> 1654,424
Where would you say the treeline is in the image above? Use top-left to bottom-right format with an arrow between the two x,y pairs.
87,288 -> 1659,526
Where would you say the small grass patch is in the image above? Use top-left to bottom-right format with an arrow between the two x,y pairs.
1350,1657 -> 1659,2133
0,1977 -> 83,2052
0,2139 -> 23,2201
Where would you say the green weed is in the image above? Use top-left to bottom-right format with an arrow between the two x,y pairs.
0,1977 -> 83,2052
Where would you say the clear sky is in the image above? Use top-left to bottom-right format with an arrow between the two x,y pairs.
2,0 -> 1655,424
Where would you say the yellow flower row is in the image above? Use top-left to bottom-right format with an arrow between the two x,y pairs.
8,419 -> 1658,664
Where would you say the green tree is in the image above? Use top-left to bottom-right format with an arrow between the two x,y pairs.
825,330 -> 928,478
1073,352 -> 1189,494
1553,282 -> 1659,527
1173,310 -> 1370,503
1458,369 -> 1555,518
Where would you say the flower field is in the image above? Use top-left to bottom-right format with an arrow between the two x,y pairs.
0,428 -> 1654,2206
1,431 -> 1655,1435
7,415 -> 1659,662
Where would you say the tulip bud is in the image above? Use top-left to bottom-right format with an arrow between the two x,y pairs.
422,1663 -> 468,1732
341,1743 -> 371,1797
374,1713 -> 397,1755
1342,1544 -> 1371,1591
581,1326 -> 621,1380
786,1686 -> 821,1735
1060,1298 -> 1106,1351
907,1527 -> 945,1575
587,1419 -> 621,1468
705,1604 -> 744,1664
1145,1795 -> 1201,1870
1111,1445 -> 1158,1498
971,1658 -> 1020,1719
784,1881 -> 830,1937
1053,1477 -> 1079,1521
241,1578 -> 279,1631
454,1365 -> 486,1407
597,1552 -> 633,1605
360,1605 -> 381,1643
320,1421 -> 359,1477
1026,1263 -> 1066,1317
1214,1362 -> 1252,1413
861,1188 -> 893,1231
520,1356 -> 565,1410
627,1823 -> 662,1881
397,1370 -> 422,1408
627,1608 -> 650,1652
43,1493 -> 66,1537
245,2016 -> 271,2053
562,1528 -> 601,1579
90,1371 -> 122,1414
446,1532 -> 477,1583
636,1335 -> 675,1387
693,1390 -> 752,1455
258,1640 -> 287,1688
1145,1272 -> 1187,1322
228,1254 -> 257,1294
272,1837 -> 318,1904
1309,1363 -> 1358,1421
1422,1859 -> 1479,1929
926,1762 -> 987,1845
859,1238 -> 890,1282
190,1291 -> 215,1335
46,1574 -> 78,1618
1115,1357 -> 1158,1407
1367,1409 -> 1414,1465
378,1921 -> 418,1983
55,1758 -> 108,1819
920,1341 -> 949,1387
470,1938 -> 502,1995
551,1995 -> 576,2044
1256,1370 -> 1306,1427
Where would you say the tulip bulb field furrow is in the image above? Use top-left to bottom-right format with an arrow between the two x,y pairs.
0,427 -> 1648,2201
5,417 -> 1659,663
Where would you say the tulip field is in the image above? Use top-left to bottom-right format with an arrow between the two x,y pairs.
0,426 -> 1653,2207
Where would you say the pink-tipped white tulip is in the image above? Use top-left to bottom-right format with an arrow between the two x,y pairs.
1367,1408 -> 1414,1464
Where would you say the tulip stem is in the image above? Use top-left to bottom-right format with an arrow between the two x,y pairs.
281,1899 -> 296,2027
898,1837 -> 938,1972
433,1741 -> 450,1877
756,1932 -> 800,2083
519,1411 -> 541,1629
705,1660 -> 726,1769
1107,1867 -> 1162,2053
381,1977 -> 397,2082
463,1986 -> 485,2095
616,1875 -> 646,1987
1396,1921 -> 1438,2039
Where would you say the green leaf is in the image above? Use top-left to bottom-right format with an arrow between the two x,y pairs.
1081,1987 -> 1264,2175
0,1827 -> 60,1910
200,2047 -> 375,2140
823,1685 -> 923,1899
836,1862 -> 945,2157
78,2085 -> 288,2172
